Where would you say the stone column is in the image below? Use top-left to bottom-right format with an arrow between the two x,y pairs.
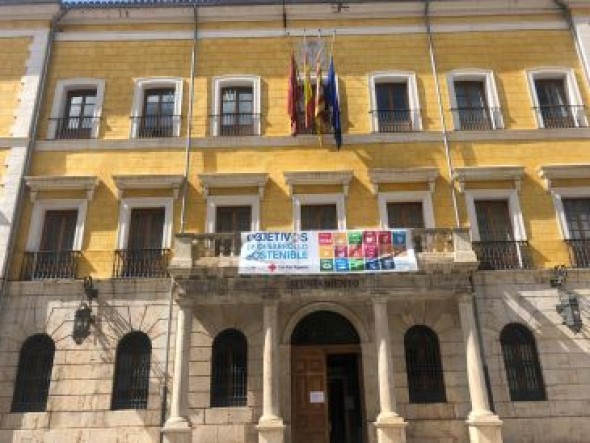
458,294 -> 503,443
162,298 -> 193,443
257,300 -> 285,443
373,299 -> 407,443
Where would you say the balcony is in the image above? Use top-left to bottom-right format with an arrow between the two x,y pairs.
113,249 -> 171,278
534,105 -> 585,129
472,241 -> 533,270
451,107 -> 501,131
50,117 -> 99,140
370,109 -> 418,133
211,113 -> 260,136
21,251 -> 80,280
565,239 -> 590,268
132,115 -> 180,138
169,229 -> 478,275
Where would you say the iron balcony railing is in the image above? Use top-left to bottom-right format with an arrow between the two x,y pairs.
113,249 -> 171,278
472,240 -> 533,270
370,109 -> 418,133
21,250 -> 80,280
534,105 -> 586,129
50,116 -> 99,140
451,107 -> 502,131
131,115 -> 180,138
295,110 -> 334,135
565,239 -> 590,268
211,113 -> 261,136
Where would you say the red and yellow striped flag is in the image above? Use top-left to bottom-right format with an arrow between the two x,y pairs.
303,53 -> 314,129
314,50 -> 325,139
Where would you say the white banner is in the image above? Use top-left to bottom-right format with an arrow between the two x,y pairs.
238,230 -> 417,275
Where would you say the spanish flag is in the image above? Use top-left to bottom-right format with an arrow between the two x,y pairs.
303,53 -> 314,129
314,50 -> 325,139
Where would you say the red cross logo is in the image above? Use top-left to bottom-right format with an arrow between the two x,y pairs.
268,263 -> 277,272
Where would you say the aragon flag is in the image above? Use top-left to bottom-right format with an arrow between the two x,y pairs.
303,53 -> 314,130
314,50 -> 325,140
287,51 -> 299,136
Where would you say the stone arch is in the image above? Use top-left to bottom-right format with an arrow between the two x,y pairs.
281,301 -> 369,345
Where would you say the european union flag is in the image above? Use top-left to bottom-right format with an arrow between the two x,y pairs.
326,56 -> 342,149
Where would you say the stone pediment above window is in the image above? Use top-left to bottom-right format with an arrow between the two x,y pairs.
283,170 -> 354,196
198,172 -> 269,198
453,166 -> 525,192
112,174 -> 184,199
368,167 -> 439,194
25,175 -> 99,202
537,164 -> 590,190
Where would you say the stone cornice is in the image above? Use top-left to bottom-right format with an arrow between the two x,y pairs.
283,170 -> 353,196
198,172 -> 269,198
112,174 -> 184,199
453,166 -> 525,192
368,167 -> 439,194
24,175 -> 99,201
537,164 -> 590,190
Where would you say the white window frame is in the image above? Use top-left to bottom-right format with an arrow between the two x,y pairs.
463,189 -> 526,241
549,187 -> 590,240
206,195 -> 261,234
116,197 -> 174,249
447,69 -> 504,130
26,199 -> 88,252
377,191 -> 435,229
526,68 -> 587,128
369,71 -> 422,132
211,75 -> 261,136
130,77 -> 183,138
293,193 -> 346,231
48,78 -> 105,139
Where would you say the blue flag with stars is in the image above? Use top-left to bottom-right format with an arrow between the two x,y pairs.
326,56 -> 342,149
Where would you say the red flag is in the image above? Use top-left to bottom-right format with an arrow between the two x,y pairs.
287,51 -> 299,136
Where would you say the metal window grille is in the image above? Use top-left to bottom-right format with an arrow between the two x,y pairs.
404,325 -> 446,403
111,332 -> 151,410
11,334 -> 55,413
113,249 -> 170,278
211,329 -> 247,407
500,324 -> 546,402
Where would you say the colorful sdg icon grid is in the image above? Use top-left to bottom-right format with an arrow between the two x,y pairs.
318,230 -> 408,272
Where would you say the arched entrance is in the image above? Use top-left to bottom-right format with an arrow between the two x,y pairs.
291,311 -> 366,443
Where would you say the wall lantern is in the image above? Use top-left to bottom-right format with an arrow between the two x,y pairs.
551,265 -> 583,334
73,276 -> 99,345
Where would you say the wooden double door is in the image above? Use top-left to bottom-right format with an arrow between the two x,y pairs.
292,346 -> 365,443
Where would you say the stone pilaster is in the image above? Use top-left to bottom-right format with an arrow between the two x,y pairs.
373,299 -> 407,443
257,301 -> 285,443
458,294 -> 503,443
162,297 -> 193,443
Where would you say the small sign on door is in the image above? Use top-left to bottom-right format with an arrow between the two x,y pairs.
309,391 -> 325,403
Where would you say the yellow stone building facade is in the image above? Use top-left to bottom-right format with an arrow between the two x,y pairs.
0,1 -> 589,443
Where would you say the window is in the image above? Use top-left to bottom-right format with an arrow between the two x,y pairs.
111,332 -> 151,410
463,189 -> 531,270
369,72 -> 421,132
404,326 -> 446,403
48,78 -> 105,140
115,207 -> 168,278
139,88 -> 176,138
130,78 -> 183,138
500,324 -> 546,402
301,204 -> 338,230
562,198 -> 590,267
377,191 -> 435,230
211,329 -> 248,407
212,76 -> 261,136
293,194 -> 346,231
214,205 -> 252,256
115,198 -> 173,278
448,70 -> 503,130
12,334 -> 55,412
23,200 -> 87,280
527,68 -> 586,128
220,87 -> 256,136
387,202 -> 425,229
